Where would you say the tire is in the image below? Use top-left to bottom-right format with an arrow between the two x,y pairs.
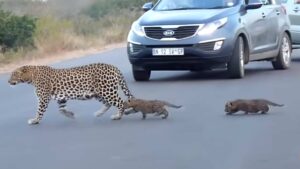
272,32 -> 291,70
228,36 -> 245,79
132,66 -> 151,81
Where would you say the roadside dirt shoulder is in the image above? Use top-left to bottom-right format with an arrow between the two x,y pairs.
0,42 -> 126,74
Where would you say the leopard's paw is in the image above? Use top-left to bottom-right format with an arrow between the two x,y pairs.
124,110 -> 130,115
64,111 -> 75,119
94,111 -> 104,117
60,109 -> 75,119
28,118 -> 40,125
110,114 -> 121,120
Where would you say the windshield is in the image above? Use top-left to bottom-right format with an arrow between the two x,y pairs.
154,0 -> 238,11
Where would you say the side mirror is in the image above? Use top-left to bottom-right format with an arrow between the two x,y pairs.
142,2 -> 154,11
245,3 -> 263,10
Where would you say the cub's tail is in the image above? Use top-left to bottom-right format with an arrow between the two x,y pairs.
163,101 -> 182,109
263,99 -> 284,107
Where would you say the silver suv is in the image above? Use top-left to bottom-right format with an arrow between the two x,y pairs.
127,0 -> 292,81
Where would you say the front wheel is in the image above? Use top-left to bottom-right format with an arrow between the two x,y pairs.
132,66 -> 151,81
272,32 -> 291,70
227,36 -> 245,79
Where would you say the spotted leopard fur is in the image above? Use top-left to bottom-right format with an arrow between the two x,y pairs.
8,63 -> 134,125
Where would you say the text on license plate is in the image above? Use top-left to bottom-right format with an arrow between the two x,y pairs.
152,48 -> 184,56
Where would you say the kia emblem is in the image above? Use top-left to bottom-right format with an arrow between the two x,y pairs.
163,30 -> 175,37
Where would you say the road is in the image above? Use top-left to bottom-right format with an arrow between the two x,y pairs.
1,48 -> 300,169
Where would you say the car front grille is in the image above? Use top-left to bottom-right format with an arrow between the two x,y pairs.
144,25 -> 199,40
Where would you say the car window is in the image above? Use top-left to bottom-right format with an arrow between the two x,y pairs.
280,0 -> 288,3
261,0 -> 273,5
154,0 -> 238,11
248,0 -> 272,4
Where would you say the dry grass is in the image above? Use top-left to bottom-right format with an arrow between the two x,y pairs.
0,42 -> 126,74
34,16 -> 89,53
0,1 -> 145,68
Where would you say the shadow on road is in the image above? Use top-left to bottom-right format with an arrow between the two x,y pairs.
90,116 -> 176,128
224,110 -> 283,118
150,70 -> 228,82
148,67 -> 275,82
225,113 -> 269,117
245,67 -> 274,76
292,58 -> 300,62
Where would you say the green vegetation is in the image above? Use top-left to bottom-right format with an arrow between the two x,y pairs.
0,0 -> 153,65
0,7 -> 36,50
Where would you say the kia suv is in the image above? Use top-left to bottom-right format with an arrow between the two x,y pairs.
127,0 -> 292,81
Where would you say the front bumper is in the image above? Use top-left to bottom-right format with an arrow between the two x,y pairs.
127,39 -> 234,70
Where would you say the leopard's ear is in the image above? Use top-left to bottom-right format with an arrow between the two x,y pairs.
123,100 -> 130,108
226,101 -> 233,107
20,66 -> 28,73
128,98 -> 134,102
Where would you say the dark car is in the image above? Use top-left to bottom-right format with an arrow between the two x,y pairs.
127,0 -> 292,81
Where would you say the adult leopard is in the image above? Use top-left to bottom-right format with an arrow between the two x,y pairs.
8,63 -> 134,125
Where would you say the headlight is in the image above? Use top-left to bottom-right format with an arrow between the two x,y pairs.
198,17 -> 228,35
131,21 -> 145,37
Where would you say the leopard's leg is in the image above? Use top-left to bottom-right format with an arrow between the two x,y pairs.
261,105 -> 269,114
57,99 -> 75,119
155,107 -> 168,119
98,87 -> 125,120
142,113 -> 147,119
109,96 -> 125,120
94,99 -> 111,117
28,88 -> 51,125
124,108 -> 138,115
161,109 -> 169,119
154,113 -> 161,116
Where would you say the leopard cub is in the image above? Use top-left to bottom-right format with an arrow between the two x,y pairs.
123,98 -> 182,119
225,99 -> 284,115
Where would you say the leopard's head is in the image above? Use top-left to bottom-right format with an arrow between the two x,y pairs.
123,99 -> 131,109
123,98 -> 136,109
225,101 -> 237,113
8,66 -> 33,85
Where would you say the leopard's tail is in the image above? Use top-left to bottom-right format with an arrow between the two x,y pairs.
262,99 -> 284,107
118,71 -> 134,99
163,101 -> 182,109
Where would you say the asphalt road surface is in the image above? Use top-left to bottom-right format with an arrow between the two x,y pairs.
1,48 -> 300,169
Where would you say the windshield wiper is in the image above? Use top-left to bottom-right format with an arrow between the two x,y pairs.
206,6 -> 228,9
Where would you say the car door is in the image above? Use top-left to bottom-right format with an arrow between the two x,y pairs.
259,0 -> 281,49
243,0 -> 270,54
287,0 -> 300,44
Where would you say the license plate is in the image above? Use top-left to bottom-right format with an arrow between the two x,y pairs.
152,48 -> 184,56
